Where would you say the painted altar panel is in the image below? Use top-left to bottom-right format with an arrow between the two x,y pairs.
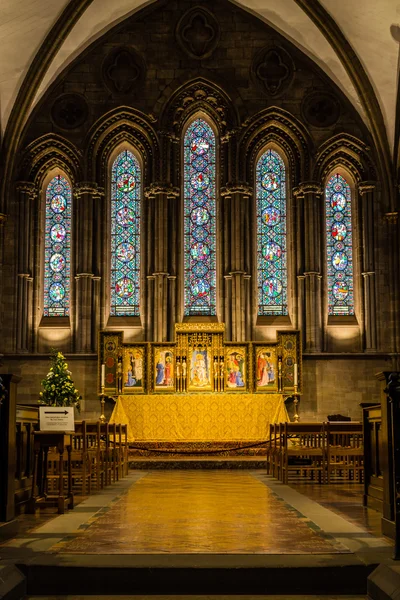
189,347 -> 213,391
254,345 -> 278,392
153,344 -> 175,392
99,326 -> 302,395
224,345 -> 249,392
122,344 -> 146,393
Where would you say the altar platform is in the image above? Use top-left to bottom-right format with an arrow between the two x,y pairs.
109,392 -> 288,445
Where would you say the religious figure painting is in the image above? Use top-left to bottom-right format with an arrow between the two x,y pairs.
225,347 -> 246,391
123,345 -> 145,393
255,346 -> 277,391
154,346 -> 175,391
189,348 -> 212,390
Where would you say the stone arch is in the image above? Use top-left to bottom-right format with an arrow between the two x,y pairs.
85,107 -> 160,186
18,134 -> 82,189
239,107 -> 313,185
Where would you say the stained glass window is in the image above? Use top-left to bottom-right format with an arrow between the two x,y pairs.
325,173 -> 354,315
44,175 -> 71,317
184,118 -> 216,316
256,149 -> 287,315
110,150 -> 141,316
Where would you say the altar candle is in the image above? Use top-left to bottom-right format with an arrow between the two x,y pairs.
101,364 -> 105,388
294,363 -> 298,386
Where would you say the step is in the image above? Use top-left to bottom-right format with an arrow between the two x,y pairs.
129,456 -> 266,469
17,554 -> 376,596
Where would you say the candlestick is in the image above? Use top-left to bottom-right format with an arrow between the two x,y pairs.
294,363 -> 298,387
101,363 -> 105,388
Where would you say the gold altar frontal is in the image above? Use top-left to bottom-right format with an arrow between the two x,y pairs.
109,393 -> 288,443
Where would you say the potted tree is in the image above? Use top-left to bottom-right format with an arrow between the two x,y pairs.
40,349 -> 82,412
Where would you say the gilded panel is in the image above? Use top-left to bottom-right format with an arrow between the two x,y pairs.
153,344 -> 175,392
254,345 -> 278,392
224,344 -> 248,392
122,344 -> 147,394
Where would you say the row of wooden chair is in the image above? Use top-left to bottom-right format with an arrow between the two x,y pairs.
267,422 -> 363,484
46,421 -> 129,496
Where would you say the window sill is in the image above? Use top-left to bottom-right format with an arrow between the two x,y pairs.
106,316 -> 142,328
327,315 -> 359,326
39,316 -> 70,328
256,316 -> 292,327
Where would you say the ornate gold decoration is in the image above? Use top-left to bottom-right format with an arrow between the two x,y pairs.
0,213 -> 8,227
384,212 -> 398,224
175,322 -> 225,333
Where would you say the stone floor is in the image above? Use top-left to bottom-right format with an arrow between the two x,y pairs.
0,470 -> 391,558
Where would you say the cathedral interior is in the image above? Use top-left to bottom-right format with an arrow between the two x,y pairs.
0,0 -> 399,597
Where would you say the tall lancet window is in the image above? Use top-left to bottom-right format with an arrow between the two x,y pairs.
44,175 -> 71,316
256,149 -> 288,315
325,173 -> 354,315
110,149 -> 141,316
184,118 -> 216,316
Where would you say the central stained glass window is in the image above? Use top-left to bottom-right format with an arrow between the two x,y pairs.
256,149 -> 288,315
184,118 -> 216,315
325,173 -> 354,315
44,175 -> 71,317
110,150 -> 141,316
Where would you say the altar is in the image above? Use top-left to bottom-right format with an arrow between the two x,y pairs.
100,323 -> 301,446
109,393 -> 288,442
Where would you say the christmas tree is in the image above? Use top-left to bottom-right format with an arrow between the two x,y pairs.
40,349 -> 81,410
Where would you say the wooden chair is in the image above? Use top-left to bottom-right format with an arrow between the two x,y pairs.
326,421 -> 363,483
280,422 -> 326,484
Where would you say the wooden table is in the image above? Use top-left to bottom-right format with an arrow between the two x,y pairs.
28,431 -> 74,514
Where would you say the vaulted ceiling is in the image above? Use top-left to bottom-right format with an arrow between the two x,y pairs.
0,0 -> 398,154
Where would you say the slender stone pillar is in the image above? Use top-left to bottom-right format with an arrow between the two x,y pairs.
15,182 -> 36,352
384,210 -> 400,367
294,182 -> 323,352
220,183 -> 252,342
358,182 -> 378,351
74,182 -> 104,353
144,183 -> 179,342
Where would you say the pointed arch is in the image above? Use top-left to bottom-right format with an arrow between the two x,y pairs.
325,171 -> 354,316
183,116 -> 217,316
110,148 -> 141,316
44,174 -> 72,317
256,148 -> 288,316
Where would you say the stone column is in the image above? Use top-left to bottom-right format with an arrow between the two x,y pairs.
144,183 -> 179,342
358,182 -> 378,351
384,210 -> 400,367
220,183 -> 252,342
294,182 -> 323,352
74,182 -> 104,353
15,182 -> 36,352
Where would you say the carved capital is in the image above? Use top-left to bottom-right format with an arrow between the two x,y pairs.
16,181 -> 37,198
220,182 -> 253,197
144,183 -> 179,198
293,182 -> 323,198
303,271 -> 322,279
75,273 -> 95,279
0,213 -> 7,227
362,271 -> 375,278
384,212 -> 398,224
221,128 -> 240,143
358,181 -> 376,196
74,182 -> 104,199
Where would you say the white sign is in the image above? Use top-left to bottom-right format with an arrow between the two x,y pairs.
39,406 -> 75,432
